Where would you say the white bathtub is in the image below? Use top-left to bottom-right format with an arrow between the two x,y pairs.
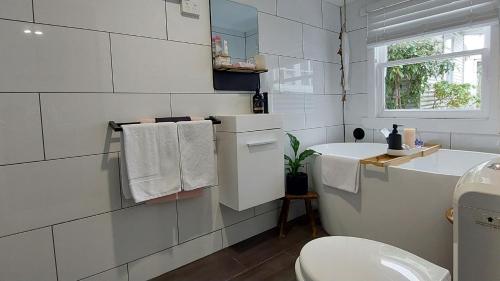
309,143 -> 499,271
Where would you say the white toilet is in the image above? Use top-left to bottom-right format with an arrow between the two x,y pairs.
295,236 -> 451,281
296,158 -> 500,281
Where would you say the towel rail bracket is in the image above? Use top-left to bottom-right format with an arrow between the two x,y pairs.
109,116 -> 222,132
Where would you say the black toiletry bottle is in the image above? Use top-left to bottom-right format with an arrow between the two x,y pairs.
263,92 -> 269,113
253,89 -> 264,114
388,124 -> 403,150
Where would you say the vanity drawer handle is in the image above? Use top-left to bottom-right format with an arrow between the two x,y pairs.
246,140 -> 277,147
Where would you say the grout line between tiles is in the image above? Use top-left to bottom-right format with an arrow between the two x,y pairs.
31,0 -> 35,22
260,9 -> 330,31
117,155 -> 124,209
261,52 -> 340,65
0,151 -> 118,168
164,0 -> 169,40
51,226 -> 60,281
38,93 -> 47,160
127,263 -> 130,281
0,17 -> 211,47
108,33 -> 115,93
175,199 -> 180,244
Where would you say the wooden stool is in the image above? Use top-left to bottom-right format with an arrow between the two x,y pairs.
278,191 -> 318,238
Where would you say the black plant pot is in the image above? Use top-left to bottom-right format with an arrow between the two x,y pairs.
286,172 -> 308,195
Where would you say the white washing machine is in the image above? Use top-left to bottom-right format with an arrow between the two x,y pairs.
453,157 -> 500,281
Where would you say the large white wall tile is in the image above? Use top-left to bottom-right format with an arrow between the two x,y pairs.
260,54 -> 280,94
259,13 -> 303,58
111,35 -> 213,93
34,0 -> 167,38
373,128 -> 387,144
277,0 -> 322,27
279,57 -> 324,94
177,186 -> 254,243
303,25 -> 340,63
0,0 -> 33,21
0,228 -> 56,281
286,127 -> 327,155
345,125 -> 373,142
272,94 -> 306,131
344,93 -> 368,124
349,61 -> 367,93
0,20 -> 112,92
167,0 -> 211,45
451,133 -> 500,154
287,200 -> 306,220
254,200 -> 280,215
0,93 -> 44,165
80,266 -> 128,281
222,210 -> 278,247
417,131 -> 451,149
322,1 -> 341,33
41,93 -> 171,159
171,93 -> 251,116
327,125 -> 344,143
128,231 -> 222,281
0,154 -> 120,237
349,28 -> 367,62
53,203 -> 178,281
324,63 -> 342,94
305,95 -> 343,128
232,0 -> 276,14
346,0 -> 367,32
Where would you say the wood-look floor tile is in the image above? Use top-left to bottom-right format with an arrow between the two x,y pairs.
226,226 -> 311,268
229,252 -> 297,281
151,216 -> 326,281
150,249 -> 245,281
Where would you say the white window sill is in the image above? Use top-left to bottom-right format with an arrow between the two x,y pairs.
361,117 -> 500,134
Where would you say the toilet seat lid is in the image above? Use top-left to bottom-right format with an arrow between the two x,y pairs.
299,236 -> 450,281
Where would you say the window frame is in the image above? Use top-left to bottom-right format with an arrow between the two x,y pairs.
372,26 -> 493,120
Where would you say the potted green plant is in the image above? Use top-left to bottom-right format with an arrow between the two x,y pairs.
284,133 -> 319,195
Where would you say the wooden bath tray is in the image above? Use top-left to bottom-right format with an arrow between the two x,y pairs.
360,144 -> 441,167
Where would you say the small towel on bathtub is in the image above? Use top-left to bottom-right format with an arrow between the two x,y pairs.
320,155 -> 360,194
120,123 -> 182,203
177,120 -> 217,190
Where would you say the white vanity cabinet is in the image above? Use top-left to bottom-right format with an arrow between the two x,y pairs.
216,114 -> 285,211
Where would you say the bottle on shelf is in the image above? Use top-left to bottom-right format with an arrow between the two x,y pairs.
253,89 -> 264,114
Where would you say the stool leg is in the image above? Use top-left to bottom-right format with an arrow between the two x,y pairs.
305,199 -> 317,238
279,198 -> 290,238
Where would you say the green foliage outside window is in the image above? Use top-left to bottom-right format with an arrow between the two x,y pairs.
385,39 -> 479,110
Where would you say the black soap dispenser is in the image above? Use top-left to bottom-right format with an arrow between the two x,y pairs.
253,89 -> 264,114
388,124 -> 403,150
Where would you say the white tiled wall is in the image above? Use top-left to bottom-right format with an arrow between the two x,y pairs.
0,0 -> 342,280
0,20 -> 113,93
0,93 -> 44,165
0,0 -> 33,22
34,0 -> 168,39
259,13 -> 303,58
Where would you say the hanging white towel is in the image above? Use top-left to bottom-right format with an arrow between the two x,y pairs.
177,120 -> 217,190
121,123 -> 182,203
320,154 -> 360,194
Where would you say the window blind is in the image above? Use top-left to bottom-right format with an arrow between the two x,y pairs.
366,0 -> 499,46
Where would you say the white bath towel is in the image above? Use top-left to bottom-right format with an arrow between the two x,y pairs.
177,120 -> 217,190
321,155 -> 360,194
121,123 -> 182,203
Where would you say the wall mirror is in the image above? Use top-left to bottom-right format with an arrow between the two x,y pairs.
210,0 -> 266,91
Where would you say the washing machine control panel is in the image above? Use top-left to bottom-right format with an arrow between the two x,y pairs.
473,210 -> 500,230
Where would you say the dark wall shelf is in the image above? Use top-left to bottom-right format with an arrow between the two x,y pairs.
213,70 -> 261,91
